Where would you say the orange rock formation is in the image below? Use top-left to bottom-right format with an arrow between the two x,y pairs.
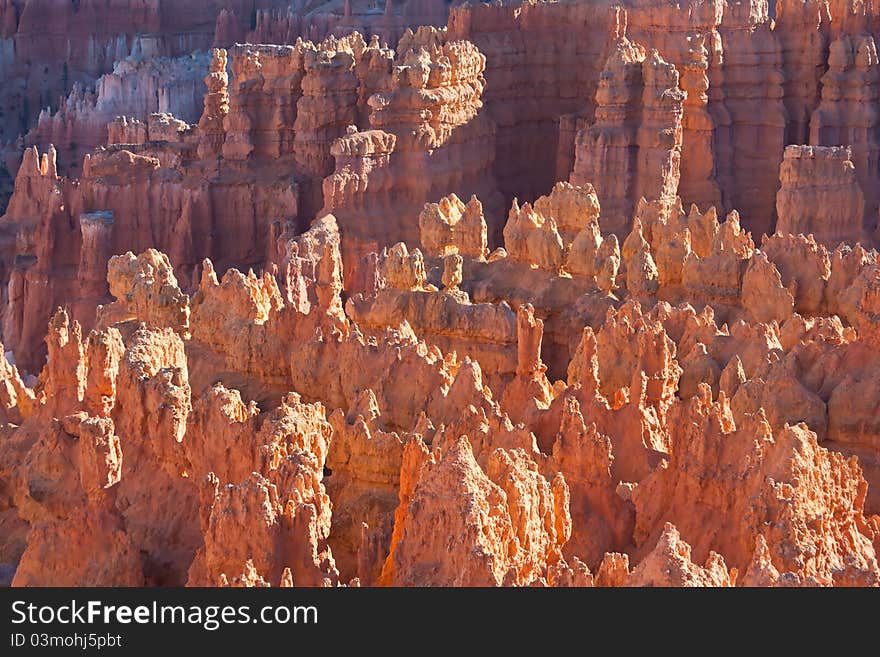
0,0 -> 879,588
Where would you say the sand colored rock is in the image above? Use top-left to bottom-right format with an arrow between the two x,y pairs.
626,523 -> 734,587
376,242 -> 428,291
677,32 -> 723,211
349,177 -> 877,397
775,0 -> 832,147
0,340 -> 35,423
293,43 -> 362,180
26,52 -> 209,176
12,507 -> 143,587
0,235 -> 878,587
322,32 -> 503,278
197,48 -> 230,160
186,394 -> 339,587
0,1 -> 302,204
741,250 -> 796,324
104,250 -> 191,334
503,199 -> 565,271
0,30 -> 499,370
760,232 -> 831,316
549,397 -> 634,567
325,402 -> 406,584
624,0 -> 724,212
534,182 -> 602,243
0,136 -> 300,371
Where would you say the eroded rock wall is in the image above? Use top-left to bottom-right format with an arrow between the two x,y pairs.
1,0 -> 880,590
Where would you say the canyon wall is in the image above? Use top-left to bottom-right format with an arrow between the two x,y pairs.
0,0 -> 293,137
445,0 -> 880,240
776,145 -> 867,246
215,0 -> 450,49
0,0 -> 879,588
6,0 -> 880,236
809,31 -> 880,234
0,0 -> 452,209
570,39 -> 684,236
0,30 -> 503,371
448,0 -> 618,202
0,0 -> 291,209
321,33 -> 503,284
25,52 -> 211,177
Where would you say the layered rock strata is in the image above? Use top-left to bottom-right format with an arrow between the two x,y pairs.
1,0 -> 880,590
776,145 -> 867,247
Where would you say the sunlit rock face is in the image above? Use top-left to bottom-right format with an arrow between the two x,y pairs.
1,0 -> 880,588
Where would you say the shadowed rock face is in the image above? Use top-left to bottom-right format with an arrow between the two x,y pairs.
0,30 -> 498,372
1,0 -> 880,588
0,0 -> 452,210
776,145 -> 867,247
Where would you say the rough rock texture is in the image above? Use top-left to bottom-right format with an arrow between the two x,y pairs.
419,193 -> 488,260
626,0 -> 724,212
215,1 -> 450,51
380,436 -> 571,586
0,136 -> 299,371
570,38 -> 685,237
775,0 -> 831,147
1,201 -> 879,587
0,1 -> 299,204
2,0 -> 880,589
632,390 -> 877,585
810,32 -> 880,231
713,0 -> 787,239
448,0 -> 617,203
776,145 -> 867,247
321,32 -> 504,281
25,52 -> 211,177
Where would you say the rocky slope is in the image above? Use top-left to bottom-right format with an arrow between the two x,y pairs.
0,0 -> 879,587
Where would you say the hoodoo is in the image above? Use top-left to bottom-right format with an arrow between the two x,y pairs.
0,0 -> 878,589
